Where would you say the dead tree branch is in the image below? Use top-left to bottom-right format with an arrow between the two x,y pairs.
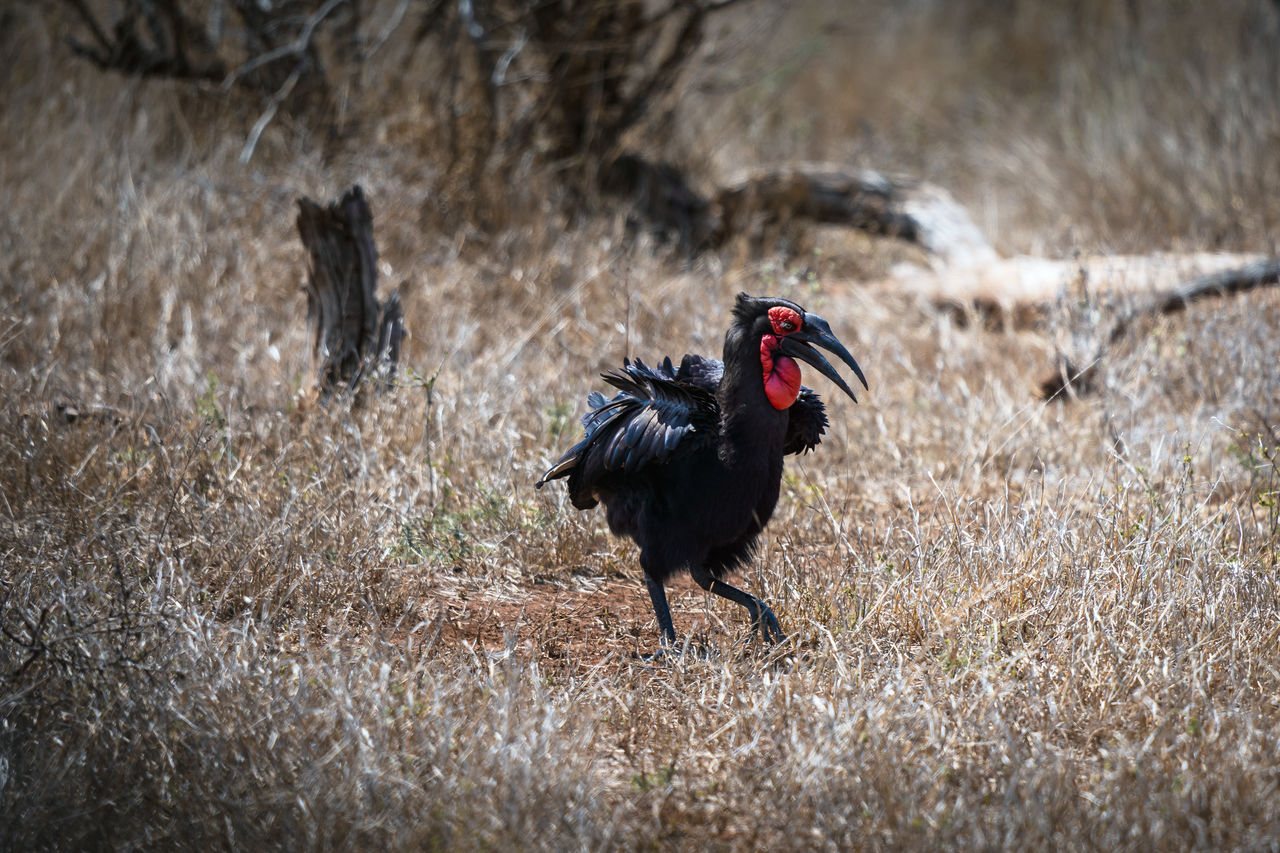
602,158 -> 997,260
221,0 -> 347,90
64,0 -> 227,81
1041,258 -> 1280,401
61,0 -> 344,158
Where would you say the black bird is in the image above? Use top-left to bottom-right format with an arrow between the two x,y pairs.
536,293 -> 867,647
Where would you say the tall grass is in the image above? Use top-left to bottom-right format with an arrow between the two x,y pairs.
687,0 -> 1280,255
3,1 -> 1279,849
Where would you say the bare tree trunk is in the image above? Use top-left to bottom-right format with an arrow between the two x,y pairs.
296,185 -> 405,404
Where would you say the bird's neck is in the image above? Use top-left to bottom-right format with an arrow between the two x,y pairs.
716,328 -> 790,461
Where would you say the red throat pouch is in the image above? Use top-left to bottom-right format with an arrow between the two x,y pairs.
760,335 -> 802,409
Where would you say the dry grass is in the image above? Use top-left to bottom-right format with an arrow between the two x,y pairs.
687,0 -> 1280,256
3,2 -> 1280,850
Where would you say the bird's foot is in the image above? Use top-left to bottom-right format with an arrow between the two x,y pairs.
754,606 -> 787,645
639,634 -> 680,662
640,647 -> 671,663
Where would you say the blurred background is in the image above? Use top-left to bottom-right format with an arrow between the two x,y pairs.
6,0 -> 1279,399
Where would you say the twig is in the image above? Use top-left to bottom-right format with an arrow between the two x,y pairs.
239,63 -> 304,164
222,0 -> 348,90
363,0 -> 413,60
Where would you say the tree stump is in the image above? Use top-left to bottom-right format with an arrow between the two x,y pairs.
296,185 -> 405,404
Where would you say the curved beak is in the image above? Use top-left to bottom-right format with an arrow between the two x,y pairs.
778,312 -> 869,403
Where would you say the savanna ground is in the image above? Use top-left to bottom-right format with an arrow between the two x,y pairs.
3,1 -> 1280,849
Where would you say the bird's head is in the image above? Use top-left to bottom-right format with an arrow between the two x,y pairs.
731,293 -> 868,410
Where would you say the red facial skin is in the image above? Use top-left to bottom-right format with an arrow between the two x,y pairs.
768,306 -> 803,336
760,335 -> 802,409
758,307 -> 806,409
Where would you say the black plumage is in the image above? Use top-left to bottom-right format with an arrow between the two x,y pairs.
537,293 -> 867,647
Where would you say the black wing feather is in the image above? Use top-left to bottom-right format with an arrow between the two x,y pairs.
675,353 -> 722,390
535,358 -> 719,507
675,353 -> 828,455
784,386 -> 829,455
536,352 -> 831,505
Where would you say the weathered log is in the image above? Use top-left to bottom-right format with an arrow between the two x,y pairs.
601,155 -> 998,264
715,166 -> 914,240
713,165 -> 998,265
296,186 -> 405,404
1040,258 -> 1280,401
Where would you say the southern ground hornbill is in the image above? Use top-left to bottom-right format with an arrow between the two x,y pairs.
536,293 -> 867,647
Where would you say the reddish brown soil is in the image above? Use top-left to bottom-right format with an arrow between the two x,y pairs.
411,572 -> 741,670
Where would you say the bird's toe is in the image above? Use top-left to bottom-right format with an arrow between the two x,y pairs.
759,608 -> 786,644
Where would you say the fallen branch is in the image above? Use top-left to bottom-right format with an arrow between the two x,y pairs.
713,165 -> 998,265
602,157 -> 998,264
1040,258 -> 1280,401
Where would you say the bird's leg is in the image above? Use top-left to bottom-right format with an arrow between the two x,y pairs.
644,573 -> 678,646
690,566 -> 786,643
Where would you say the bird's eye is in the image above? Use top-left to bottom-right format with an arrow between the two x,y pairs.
768,306 -> 803,336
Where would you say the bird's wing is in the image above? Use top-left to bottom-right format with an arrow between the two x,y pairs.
676,351 -> 827,454
674,353 -> 723,390
783,386 -> 829,455
535,358 -> 719,503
